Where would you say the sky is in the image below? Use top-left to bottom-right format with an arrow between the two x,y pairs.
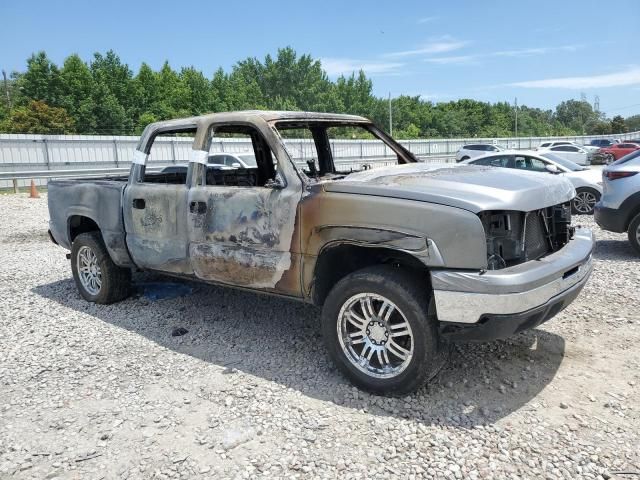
1,0 -> 638,117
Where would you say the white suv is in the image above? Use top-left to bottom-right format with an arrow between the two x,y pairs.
455,144 -> 504,162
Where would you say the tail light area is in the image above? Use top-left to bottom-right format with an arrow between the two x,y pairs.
479,203 -> 573,270
604,171 -> 637,181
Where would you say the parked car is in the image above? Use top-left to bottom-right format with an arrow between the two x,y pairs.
536,141 -> 577,149
537,145 -> 590,166
597,143 -> 640,164
455,144 -> 504,162
161,163 -> 236,173
589,139 -> 620,148
208,152 -> 258,169
462,151 -> 602,214
536,140 -> 599,155
47,111 -> 594,395
595,150 -> 640,254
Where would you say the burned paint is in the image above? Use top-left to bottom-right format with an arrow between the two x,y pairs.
190,243 -> 291,288
187,185 -> 299,290
139,208 -> 163,231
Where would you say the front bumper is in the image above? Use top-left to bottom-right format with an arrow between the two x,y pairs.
431,228 -> 594,339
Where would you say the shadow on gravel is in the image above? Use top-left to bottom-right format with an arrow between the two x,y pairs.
594,239 -> 640,261
33,276 -> 565,428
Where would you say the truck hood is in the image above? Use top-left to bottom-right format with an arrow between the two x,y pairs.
325,163 -> 575,213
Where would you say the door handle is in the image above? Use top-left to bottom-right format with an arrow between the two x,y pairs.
189,201 -> 207,214
132,198 -> 146,209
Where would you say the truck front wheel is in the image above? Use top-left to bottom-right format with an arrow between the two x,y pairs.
71,232 -> 131,304
321,265 -> 446,395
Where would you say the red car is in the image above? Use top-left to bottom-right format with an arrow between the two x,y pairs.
599,143 -> 640,163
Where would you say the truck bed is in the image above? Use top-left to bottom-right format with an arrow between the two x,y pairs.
48,177 -> 132,266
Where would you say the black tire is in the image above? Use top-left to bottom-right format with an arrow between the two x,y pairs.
321,265 -> 446,395
459,156 -> 470,162
71,232 -> 131,304
628,213 -> 640,255
571,187 -> 600,215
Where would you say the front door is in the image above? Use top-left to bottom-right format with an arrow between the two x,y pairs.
186,123 -> 302,296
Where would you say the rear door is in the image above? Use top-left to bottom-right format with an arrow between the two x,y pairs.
123,127 -> 195,274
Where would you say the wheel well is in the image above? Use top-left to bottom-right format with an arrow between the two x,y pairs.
574,186 -> 601,197
627,204 -> 640,230
68,216 -> 100,243
311,244 -> 429,306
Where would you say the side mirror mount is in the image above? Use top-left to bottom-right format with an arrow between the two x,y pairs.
264,175 -> 285,189
545,164 -> 560,174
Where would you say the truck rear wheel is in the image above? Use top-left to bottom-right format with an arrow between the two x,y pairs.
321,265 -> 446,395
71,232 -> 131,304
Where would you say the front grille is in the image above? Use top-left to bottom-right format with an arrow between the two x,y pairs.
524,212 -> 549,260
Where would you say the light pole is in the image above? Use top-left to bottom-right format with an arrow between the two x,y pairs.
514,97 -> 518,138
388,92 -> 393,136
2,70 -> 11,109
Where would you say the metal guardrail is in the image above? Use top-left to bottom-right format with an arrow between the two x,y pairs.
2,129 -> 637,190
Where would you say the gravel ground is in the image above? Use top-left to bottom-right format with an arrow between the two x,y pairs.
0,193 -> 638,480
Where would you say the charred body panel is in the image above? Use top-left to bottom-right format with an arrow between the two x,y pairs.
122,183 -> 193,274
186,185 -> 301,293
48,178 -> 134,267
299,188 -> 488,299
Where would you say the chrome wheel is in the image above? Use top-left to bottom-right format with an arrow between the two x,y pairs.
337,293 -> 414,379
573,191 -> 598,214
77,245 -> 102,295
635,224 -> 640,246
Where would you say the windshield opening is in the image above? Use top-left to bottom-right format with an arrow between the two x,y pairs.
274,121 -> 417,181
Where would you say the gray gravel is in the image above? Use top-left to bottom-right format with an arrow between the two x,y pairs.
0,193 -> 638,480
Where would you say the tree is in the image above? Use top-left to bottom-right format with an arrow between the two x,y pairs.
610,115 -> 626,134
3,47 -> 638,138
1,100 -> 74,133
625,114 -> 640,132
91,81 -> 127,134
554,100 -> 598,134
60,54 -> 97,133
90,50 -> 134,132
18,52 -> 63,106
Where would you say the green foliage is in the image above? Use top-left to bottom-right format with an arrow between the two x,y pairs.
1,47 -> 638,138
625,115 -> 640,132
0,100 -> 74,133
554,100 -> 599,134
610,115 -> 626,134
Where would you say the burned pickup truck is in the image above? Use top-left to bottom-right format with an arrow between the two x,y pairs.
48,111 -> 594,394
